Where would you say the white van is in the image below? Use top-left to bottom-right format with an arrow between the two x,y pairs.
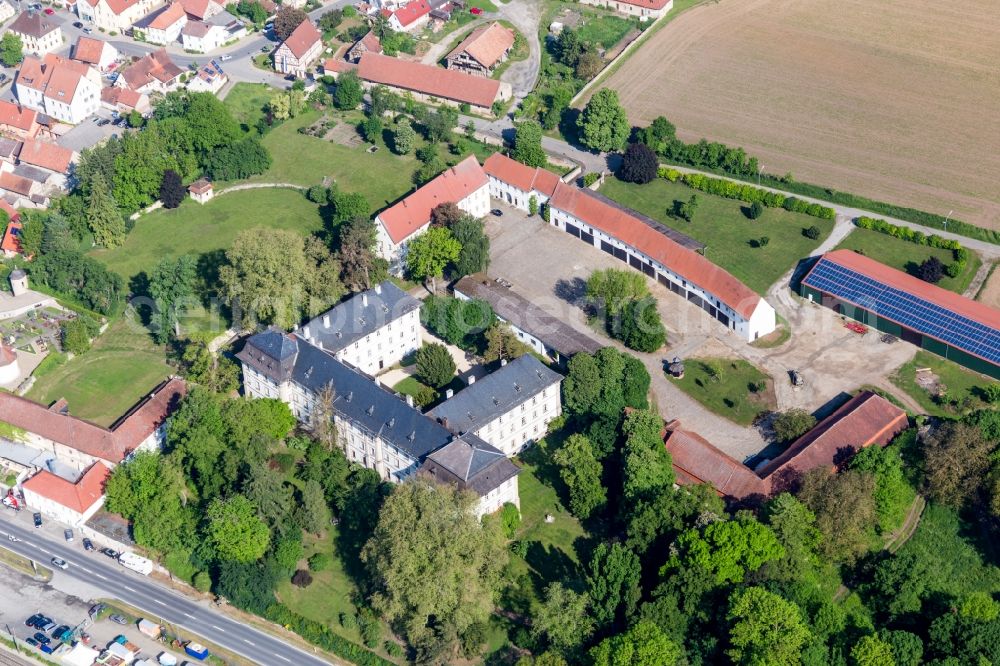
118,552 -> 153,575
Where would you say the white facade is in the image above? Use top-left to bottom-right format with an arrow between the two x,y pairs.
77,0 -> 163,32
487,174 -> 552,213
469,384 -> 561,457
21,483 -> 106,526
10,22 -> 63,56
181,20 -> 245,52
476,476 -> 518,518
305,307 -> 421,376
577,0 -> 673,21
16,67 -> 101,125
144,14 -> 187,44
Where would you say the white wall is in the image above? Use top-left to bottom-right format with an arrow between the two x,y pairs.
22,485 -> 104,527
487,176 -> 549,213
472,384 -> 561,457
475,475 -> 519,518
331,309 -> 421,375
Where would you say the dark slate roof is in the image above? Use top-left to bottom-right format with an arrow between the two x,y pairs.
429,354 -> 562,435
237,329 -> 298,382
302,281 -> 421,354
420,437 -> 520,497
454,276 -> 603,357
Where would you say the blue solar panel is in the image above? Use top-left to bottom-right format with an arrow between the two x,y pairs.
803,259 -> 1000,365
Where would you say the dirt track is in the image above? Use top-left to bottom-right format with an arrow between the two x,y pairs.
599,0 -> 1000,230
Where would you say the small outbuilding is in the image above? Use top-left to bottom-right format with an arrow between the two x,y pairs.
188,179 -> 214,204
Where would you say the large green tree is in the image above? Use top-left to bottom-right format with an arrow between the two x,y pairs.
618,297 -> 666,352
207,494 -> 271,563
531,582 -> 594,652
587,542 -> 641,629
361,480 -> 507,653
148,254 -> 197,343
392,118 -> 416,155
415,342 -> 456,389
334,70 -> 365,110
921,421 -> 992,508
337,217 -> 388,291
105,452 -> 191,553
511,120 -> 546,168
273,6 -> 308,40
727,587 -> 810,666
851,634 -> 896,666
0,33 -> 22,66
666,515 -> 784,584
759,493 -> 821,583
87,172 -> 127,248
772,409 -> 817,443
587,268 -> 649,316
483,323 -> 530,363
798,468 -> 876,563
590,621 -> 683,666
552,433 -> 606,519
621,410 -> 673,503
451,216 -> 489,277
577,88 -> 630,153
297,479 -> 331,535
405,226 -> 461,293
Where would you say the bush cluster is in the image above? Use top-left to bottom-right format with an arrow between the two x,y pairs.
856,216 -> 969,277
263,604 -> 393,666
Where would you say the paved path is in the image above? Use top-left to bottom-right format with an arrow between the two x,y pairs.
964,259 -> 994,298
494,0 -> 543,99
216,182 -> 306,195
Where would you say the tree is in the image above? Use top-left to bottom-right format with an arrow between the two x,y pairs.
207,495 -> 271,563
552,434 -> 606,519
577,88 -> 630,153
451,216 -> 489,277
104,452 -> 191,553
587,268 -> 649,316
759,493 -> 821,583
361,479 -> 507,652
804,225 -> 821,239
205,137 -> 271,181
273,6 -> 308,41
219,229 -> 344,329
61,318 -> 94,355
748,201 -> 764,220
298,479 -> 331,534
159,169 -> 185,209
329,190 -> 370,224
361,115 -> 382,143
235,0 -> 267,23
531,582 -> 594,652
0,32 -> 23,67
772,409 -> 817,443
16,212 -> 43,258
406,226 -> 461,292
392,118 -> 416,154
511,120 -> 546,168
483,323 -> 530,363
587,542 -> 641,629
619,143 -> 658,184
415,343 -> 455,389
333,70 -> 364,110
921,421 -> 992,508
430,202 -> 464,228
851,635 -> 896,666
87,172 -> 127,248
667,515 -> 784,584
575,48 -> 603,80
621,410 -> 674,503
337,217 -> 387,290
636,116 -> 676,153
149,254 -> 197,343
619,297 -> 666,352
422,108 -> 459,143
590,621 -> 682,666
798,468 -> 876,562
728,588 -> 810,666
917,256 -> 944,284
318,8 -> 343,32
676,194 -> 699,222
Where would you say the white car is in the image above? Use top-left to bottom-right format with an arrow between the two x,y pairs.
220,54 -> 232,62
51,557 -> 68,570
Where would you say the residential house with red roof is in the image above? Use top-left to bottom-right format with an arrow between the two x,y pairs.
178,0 -> 222,20
137,1 -> 188,45
344,52 -> 511,114
187,61 -> 227,94
15,54 -> 101,124
579,0 -> 673,21
346,30 -> 382,63
115,49 -> 184,94
445,22 -> 515,77
273,19 -> 322,78
181,15 -> 247,53
0,100 -> 42,140
384,0 -> 431,32
482,152 -> 561,211
374,155 -> 490,271
71,36 -> 120,71
76,0 -> 163,33
664,391 -> 908,502
1,216 -> 24,259
8,11 -> 64,56
100,85 -> 151,115
21,462 -> 112,526
15,137 -> 77,191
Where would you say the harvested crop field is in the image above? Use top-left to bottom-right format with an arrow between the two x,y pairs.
978,264 -> 1000,310
598,0 -> 1000,230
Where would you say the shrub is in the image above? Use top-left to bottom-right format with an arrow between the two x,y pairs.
757,235 -> 770,247
308,552 -> 333,571
307,184 -> 328,203
747,201 -> 763,220
499,503 -> 521,538
358,610 -> 380,648
193,570 -> 212,592
529,195 -> 539,216
918,256 -> 945,284
271,452 -> 295,473
339,611 -> 357,629
804,225 -> 821,240
619,143 -> 658,184
511,540 -> 529,558
415,343 -> 456,389
583,172 -> 600,187
291,569 -> 313,587
772,409 -> 816,443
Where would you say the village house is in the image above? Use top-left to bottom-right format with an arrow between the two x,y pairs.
15,55 -> 101,125
374,155 -> 490,272
299,281 -> 422,376
238,331 -> 519,517
187,178 -> 213,203
8,11 -> 64,56
578,0 -> 673,21
180,14 -> 246,53
482,152 -> 560,211
1,209 -> 24,258
382,0 -> 431,32
178,0 -> 222,20
116,49 -> 184,94
76,0 -> 164,33
346,30 -> 381,63
0,0 -> 16,23
71,36 -> 120,71
186,61 -> 227,93
13,138 -> 76,191
0,100 -> 45,140
273,19 -> 322,78
100,86 -> 152,115
444,22 -> 515,77
137,1 -> 188,45
0,378 -> 186,526
428,354 -> 563,457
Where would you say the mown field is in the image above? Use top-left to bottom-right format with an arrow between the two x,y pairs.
599,0 -> 1000,230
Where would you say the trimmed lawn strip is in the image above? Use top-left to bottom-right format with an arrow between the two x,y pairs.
669,357 -> 774,426
834,226 -> 981,295
90,188 -> 323,284
600,176 -> 833,295
889,350 -> 994,418
26,319 -> 171,427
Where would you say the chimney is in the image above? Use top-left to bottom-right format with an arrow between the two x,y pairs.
468,375 -> 476,385
374,284 -> 382,295
303,326 -> 311,340
362,293 -> 368,307
405,394 -> 414,407
500,358 -> 507,367
323,314 -> 330,327
445,388 -> 454,399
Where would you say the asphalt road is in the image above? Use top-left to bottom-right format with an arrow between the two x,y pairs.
0,518 -> 335,666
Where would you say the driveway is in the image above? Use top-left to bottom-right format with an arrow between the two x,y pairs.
496,0 -> 543,98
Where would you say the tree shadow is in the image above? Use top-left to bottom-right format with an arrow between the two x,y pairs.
196,249 -> 227,299
553,277 -> 587,306
525,540 -> 581,595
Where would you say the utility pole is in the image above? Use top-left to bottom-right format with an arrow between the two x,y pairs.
5,624 -> 19,653
758,164 -> 764,187
943,209 -> 953,232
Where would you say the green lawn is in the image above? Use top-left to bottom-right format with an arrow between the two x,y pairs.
834,227 -> 982,294
670,358 -> 775,426
90,188 -> 323,283
890,350 -> 995,417
27,319 -> 171,427
222,82 -> 272,132
600,176 -> 834,295
575,12 -> 635,49
391,376 -> 436,407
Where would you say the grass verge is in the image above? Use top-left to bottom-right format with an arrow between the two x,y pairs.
0,545 -> 52,581
889,350 -> 994,417
670,357 -> 774,426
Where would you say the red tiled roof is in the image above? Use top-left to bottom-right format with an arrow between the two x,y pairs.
148,2 -> 186,30
188,178 -> 212,194
15,55 -> 92,104
810,249 -> 1000,332
281,19 -> 321,59
179,0 -> 213,19
0,378 -> 186,464
549,182 -> 762,319
322,57 -> 357,74
0,200 -> 20,223
22,462 -> 111,515
101,86 -> 145,110
1,219 -> 23,254
82,0 -> 147,14
121,49 -> 183,89
0,172 -> 34,196
357,52 -> 502,109
665,421 -> 767,498
391,0 -> 430,27
18,138 -> 74,174
446,22 -> 514,69
614,0 -> 672,8
482,152 -> 560,198
0,100 -> 37,132
377,155 -> 488,244
9,11 -> 60,38
72,36 -> 107,65
358,30 -> 381,53
756,391 -> 908,480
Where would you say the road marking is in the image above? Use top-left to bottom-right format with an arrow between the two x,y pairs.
212,625 -> 223,631
274,655 -> 292,662
123,585 -> 136,593
153,599 -> 167,606
94,573 -> 108,581
76,565 -> 93,574
183,612 -> 195,619
243,639 -> 255,646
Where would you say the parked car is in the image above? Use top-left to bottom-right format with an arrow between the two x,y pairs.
73,21 -> 83,27
32,632 -> 50,645
38,621 -> 56,633
64,528 -> 73,542
83,537 -> 95,551
82,27 -> 93,34
25,637 -> 38,648
470,6 -> 482,14
100,547 -> 120,559
220,54 -> 232,61
52,625 -> 71,640
789,369 -> 804,386
490,209 -> 503,217
109,614 -> 128,626
40,643 -> 55,654
51,557 -> 68,570
43,7 -> 54,14
33,512 -> 42,528
89,603 -> 105,618
96,118 -> 111,126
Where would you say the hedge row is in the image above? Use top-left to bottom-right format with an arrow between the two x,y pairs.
657,167 -> 837,221
263,603 -> 395,666
855,216 -> 970,277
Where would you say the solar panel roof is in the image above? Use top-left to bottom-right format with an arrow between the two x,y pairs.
803,258 -> 1000,365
